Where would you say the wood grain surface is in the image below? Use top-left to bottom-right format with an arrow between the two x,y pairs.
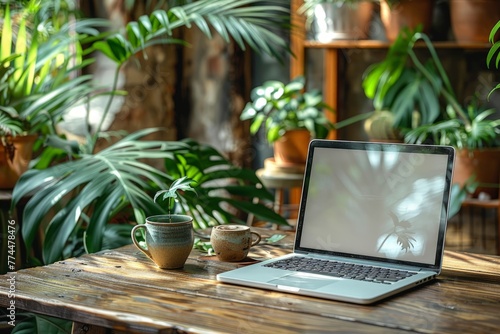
0,228 -> 499,333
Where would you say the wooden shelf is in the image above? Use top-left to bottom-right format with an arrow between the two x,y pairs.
304,40 -> 491,50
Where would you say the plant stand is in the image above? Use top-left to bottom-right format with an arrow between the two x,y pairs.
248,158 -> 304,230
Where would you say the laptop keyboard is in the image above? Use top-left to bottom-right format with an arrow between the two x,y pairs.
264,257 -> 417,284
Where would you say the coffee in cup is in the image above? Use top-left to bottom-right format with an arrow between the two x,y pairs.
210,225 -> 261,262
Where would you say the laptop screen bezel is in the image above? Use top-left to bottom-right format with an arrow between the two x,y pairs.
293,139 -> 456,272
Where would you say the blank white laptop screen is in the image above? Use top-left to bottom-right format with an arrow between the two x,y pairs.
299,147 -> 449,265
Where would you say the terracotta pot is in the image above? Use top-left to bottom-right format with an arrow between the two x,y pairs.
273,129 -> 311,166
380,0 -> 434,42
453,148 -> 500,199
0,135 -> 37,189
449,0 -> 500,43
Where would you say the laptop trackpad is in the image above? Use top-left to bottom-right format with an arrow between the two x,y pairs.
268,272 -> 340,290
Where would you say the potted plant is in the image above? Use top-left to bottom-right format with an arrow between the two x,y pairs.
365,28 -> 500,199
401,34 -> 500,200
240,75 -> 334,165
298,0 -> 375,41
379,0 -> 434,42
11,0 -> 291,267
361,27 -> 442,141
0,1 -> 106,188
131,177 -> 197,269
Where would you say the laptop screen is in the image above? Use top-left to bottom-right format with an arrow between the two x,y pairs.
296,140 -> 455,268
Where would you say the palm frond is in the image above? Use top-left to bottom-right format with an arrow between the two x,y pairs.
93,0 -> 290,66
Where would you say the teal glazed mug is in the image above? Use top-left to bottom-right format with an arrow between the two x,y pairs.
131,215 -> 194,269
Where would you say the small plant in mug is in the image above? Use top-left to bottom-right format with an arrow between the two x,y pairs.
154,177 -> 197,219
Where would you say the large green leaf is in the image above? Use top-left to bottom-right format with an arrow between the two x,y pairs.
0,4 -> 12,62
163,138 -> 288,229
11,313 -> 72,334
12,129 -> 188,264
12,131 -> 287,265
0,4 -> 109,137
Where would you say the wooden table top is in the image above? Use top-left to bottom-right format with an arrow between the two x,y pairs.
1,228 -> 500,334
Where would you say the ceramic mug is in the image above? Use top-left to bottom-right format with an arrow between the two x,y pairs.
210,225 -> 261,262
131,215 -> 194,269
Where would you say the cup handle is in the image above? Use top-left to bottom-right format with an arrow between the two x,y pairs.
250,231 -> 261,247
131,225 -> 153,261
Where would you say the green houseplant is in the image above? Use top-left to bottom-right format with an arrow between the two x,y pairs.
0,1 -> 106,188
363,27 -> 500,200
362,26 -> 500,148
153,176 -> 198,219
10,0 -> 291,269
361,27 -> 443,140
240,75 -> 333,164
383,29 -> 500,150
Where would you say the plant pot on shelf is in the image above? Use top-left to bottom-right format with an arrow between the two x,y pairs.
449,0 -> 500,43
452,148 -> 500,199
308,1 -> 374,42
0,135 -> 37,189
273,129 -> 311,167
380,0 -> 434,42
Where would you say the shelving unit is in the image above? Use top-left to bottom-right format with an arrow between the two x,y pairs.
289,1 -> 499,255
289,0 -> 491,139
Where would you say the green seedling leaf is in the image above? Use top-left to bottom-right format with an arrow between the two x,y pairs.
265,234 -> 286,243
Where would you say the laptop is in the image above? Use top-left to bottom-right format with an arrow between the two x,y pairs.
217,139 -> 455,304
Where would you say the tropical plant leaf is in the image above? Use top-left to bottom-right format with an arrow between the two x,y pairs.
12,133 -> 287,265
487,20 -> 500,73
163,138 -> 288,229
0,4 -> 12,62
0,4 -> 109,137
93,0 -> 289,66
266,234 -> 286,243
101,224 -> 135,250
154,176 -> 197,213
11,313 -> 72,334
12,128 -> 188,264
9,0 -> 291,268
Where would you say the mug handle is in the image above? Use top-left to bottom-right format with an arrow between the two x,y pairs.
250,231 -> 261,246
131,225 -> 154,261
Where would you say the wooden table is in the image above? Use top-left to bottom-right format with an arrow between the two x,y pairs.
1,228 -> 500,333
